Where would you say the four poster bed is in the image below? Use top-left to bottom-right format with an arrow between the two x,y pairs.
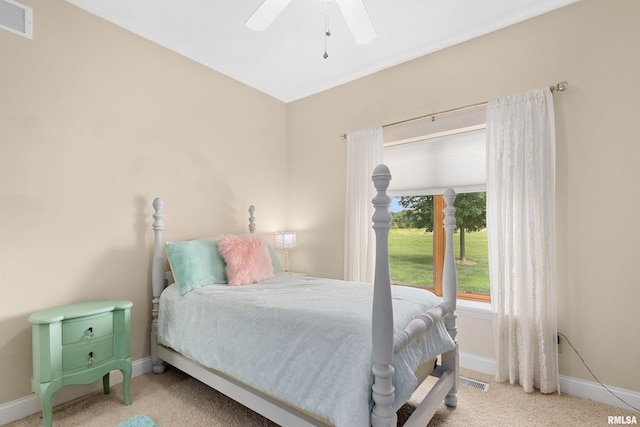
149,164 -> 460,427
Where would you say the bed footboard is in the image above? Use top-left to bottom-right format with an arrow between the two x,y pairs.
370,165 -> 459,427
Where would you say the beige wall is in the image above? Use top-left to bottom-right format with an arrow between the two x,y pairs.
287,0 -> 640,392
0,0 -> 287,404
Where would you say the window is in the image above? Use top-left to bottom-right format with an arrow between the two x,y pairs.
389,193 -> 489,302
383,105 -> 490,302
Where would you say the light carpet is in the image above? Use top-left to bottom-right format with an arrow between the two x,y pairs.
6,367 -> 637,426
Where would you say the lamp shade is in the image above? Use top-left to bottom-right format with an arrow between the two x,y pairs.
275,231 -> 297,250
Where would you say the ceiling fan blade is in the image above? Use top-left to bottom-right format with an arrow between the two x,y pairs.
246,0 -> 295,31
335,0 -> 377,45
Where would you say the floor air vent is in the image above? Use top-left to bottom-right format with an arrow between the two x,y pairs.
459,376 -> 490,391
0,0 -> 32,39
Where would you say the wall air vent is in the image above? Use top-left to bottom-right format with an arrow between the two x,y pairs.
0,0 -> 32,39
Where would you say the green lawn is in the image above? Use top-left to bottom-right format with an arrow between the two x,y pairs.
388,228 -> 490,294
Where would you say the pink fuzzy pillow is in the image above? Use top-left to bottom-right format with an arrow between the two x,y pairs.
218,234 -> 275,286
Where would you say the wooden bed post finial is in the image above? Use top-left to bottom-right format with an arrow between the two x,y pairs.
152,198 -> 164,227
248,205 -> 256,234
370,164 -> 397,427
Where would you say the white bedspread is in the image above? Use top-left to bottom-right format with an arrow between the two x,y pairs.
157,274 -> 455,427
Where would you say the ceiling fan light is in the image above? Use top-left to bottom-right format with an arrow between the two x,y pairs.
246,0 -> 295,31
335,0 -> 377,45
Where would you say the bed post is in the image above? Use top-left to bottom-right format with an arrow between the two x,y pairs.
151,197 -> 166,374
248,205 -> 256,234
442,188 -> 459,406
370,164 -> 396,427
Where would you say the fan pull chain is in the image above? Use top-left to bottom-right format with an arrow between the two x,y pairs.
324,0 -> 331,59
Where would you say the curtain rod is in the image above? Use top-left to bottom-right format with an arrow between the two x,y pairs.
339,81 -> 568,140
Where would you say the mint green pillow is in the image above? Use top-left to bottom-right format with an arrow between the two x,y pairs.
165,238 -> 227,295
266,242 -> 284,274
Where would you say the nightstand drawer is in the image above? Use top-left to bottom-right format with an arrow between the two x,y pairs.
62,313 -> 113,345
62,337 -> 114,372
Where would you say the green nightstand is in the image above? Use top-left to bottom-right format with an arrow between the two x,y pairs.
28,300 -> 133,427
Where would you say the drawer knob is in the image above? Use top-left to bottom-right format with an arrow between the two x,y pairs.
87,327 -> 94,340
89,351 -> 94,366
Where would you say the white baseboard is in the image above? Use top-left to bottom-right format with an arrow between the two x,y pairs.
559,374 -> 640,413
460,352 -> 639,413
0,357 -> 152,426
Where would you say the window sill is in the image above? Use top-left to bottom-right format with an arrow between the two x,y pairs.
455,299 -> 492,320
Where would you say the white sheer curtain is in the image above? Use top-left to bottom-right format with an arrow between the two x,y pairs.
344,127 -> 383,282
486,88 -> 559,393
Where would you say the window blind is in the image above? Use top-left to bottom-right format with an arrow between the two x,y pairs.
383,105 -> 486,196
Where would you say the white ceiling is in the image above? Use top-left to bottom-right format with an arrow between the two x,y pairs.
65,0 -> 577,103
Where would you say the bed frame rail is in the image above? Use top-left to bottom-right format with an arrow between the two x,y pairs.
393,303 -> 451,354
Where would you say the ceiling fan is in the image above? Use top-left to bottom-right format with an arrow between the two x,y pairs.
246,0 -> 377,45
